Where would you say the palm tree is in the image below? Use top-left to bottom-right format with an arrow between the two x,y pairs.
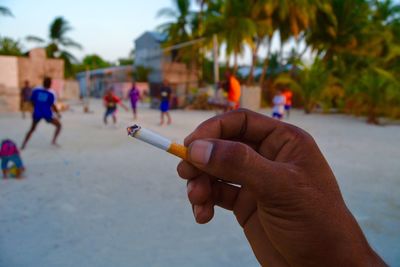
0,36 -> 23,56
157,0 -> 193,48
274,58 -> 330,113
246,0 -> 276,85
205,0 -> 256,72
0,6 -> 13,17
348,67 -> 399,124
26,16 -> 82,77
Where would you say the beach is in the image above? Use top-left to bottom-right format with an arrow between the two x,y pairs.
0,100 -> 399,267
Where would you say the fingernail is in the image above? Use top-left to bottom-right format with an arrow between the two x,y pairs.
187,181 -> 194,194
194,205 -> 203,217
190,140 -> 213,165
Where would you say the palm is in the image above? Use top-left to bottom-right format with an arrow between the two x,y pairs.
26,16 -> 82,77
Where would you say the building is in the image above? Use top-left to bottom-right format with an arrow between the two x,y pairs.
0,48 -> 66,112
76,65 -> 135,99
134,31 -> 198,108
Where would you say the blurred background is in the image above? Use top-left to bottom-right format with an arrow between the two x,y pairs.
0,0 -> 399,266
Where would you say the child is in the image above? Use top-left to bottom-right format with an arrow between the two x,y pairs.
283,87 -> 293,118
0,139 -> 25,179
128,82 -> 140,120
103,88 -> 128,125
272,89 -> 286,120
159,80 -> 172,125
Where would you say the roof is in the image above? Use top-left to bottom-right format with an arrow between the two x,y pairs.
135,31 -> 168,43
148,31 -> 168,42
76,65 -> 133,79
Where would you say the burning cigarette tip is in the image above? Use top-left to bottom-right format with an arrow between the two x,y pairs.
127,124 -> 141,136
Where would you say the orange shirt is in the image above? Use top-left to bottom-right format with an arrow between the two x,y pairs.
283,90 -> 293,106
228,76 -> 241,103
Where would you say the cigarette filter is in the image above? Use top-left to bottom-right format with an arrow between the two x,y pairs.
127,125 -> 188,160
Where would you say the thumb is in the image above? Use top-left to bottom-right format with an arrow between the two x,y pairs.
187,139 -> 285,194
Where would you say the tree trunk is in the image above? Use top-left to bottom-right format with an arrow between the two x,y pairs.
247,39 -> 261,85
259,38 -> 272,87
233,53 -> 238,74
367,106 -> 380,125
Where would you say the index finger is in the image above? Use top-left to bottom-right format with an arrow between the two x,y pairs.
185,109 -> 296,160
184,109 -> 280,146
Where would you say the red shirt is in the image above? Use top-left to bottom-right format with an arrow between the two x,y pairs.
104,94 -> 121,108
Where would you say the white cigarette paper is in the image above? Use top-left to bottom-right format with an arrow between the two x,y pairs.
127,125 -> 188,160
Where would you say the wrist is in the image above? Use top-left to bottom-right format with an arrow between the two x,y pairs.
319,208 -> 387,267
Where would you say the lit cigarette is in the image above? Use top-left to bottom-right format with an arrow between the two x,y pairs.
127,124 -> 188,160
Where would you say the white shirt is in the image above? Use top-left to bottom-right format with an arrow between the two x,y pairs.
273,95 -> 285,114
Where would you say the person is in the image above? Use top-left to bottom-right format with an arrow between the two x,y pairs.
224,71 -> 241,112
103,88 -> 128,125
1,139 -> 25,179
21,77 -> 62,149
177,109 -> 387,266
283,87 -> 293,118
128,81 -> 140,120
272,88 -> 286,120
159,80 -> 172,125
20,80 -> 32,119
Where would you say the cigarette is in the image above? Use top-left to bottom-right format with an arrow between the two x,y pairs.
127,124 -> 188,160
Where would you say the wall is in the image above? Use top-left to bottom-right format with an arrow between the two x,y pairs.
0,48 -> 65,112
0,56 -> 20,112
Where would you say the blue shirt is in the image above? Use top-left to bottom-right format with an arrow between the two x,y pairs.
31,87 -> 55,119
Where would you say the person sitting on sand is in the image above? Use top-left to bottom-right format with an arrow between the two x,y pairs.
178,109 -> 387,266
21,77 -> 62,149
1,139 -> 25,179
103,88 -> 128,125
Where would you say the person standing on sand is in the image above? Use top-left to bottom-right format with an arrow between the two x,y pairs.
128,81 -> 140,120
20,80 -> 32,119
224,71 -> 241,112
21,77 -> 62,149
159,80 -> 172,125
272,88 -> 286,120
283,87 -> 293,118
103,88 -> 128,125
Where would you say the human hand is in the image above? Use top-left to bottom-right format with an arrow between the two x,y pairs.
177,109 -> 386,267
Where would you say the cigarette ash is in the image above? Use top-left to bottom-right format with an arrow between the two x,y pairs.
127,124 -> 141,137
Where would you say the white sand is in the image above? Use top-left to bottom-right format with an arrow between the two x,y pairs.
0,100 -> 399,267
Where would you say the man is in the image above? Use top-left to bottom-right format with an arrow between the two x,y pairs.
103,88 -> 128,125
128,81 -> 140,120
224,71 -> 241,112
21,77 -> 62,149
159,80 -> 172,125
20,80 -> 32,119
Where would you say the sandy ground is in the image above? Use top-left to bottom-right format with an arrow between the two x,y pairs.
0,99 -> 399,267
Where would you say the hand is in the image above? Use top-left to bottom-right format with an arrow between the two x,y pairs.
177,109 -> 386,267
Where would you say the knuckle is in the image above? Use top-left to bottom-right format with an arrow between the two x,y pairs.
176,161 -> 188,178
280,123 -> 312,144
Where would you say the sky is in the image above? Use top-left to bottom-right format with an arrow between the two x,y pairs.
0,0 -> 177,62
0,0 -> 306,65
